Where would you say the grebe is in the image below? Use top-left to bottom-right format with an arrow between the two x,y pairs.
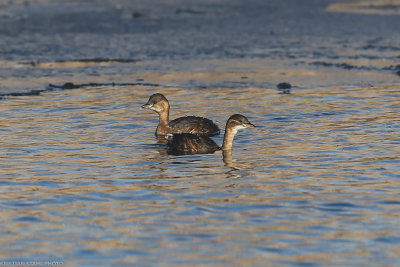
142,93 -> 220,137
167,114 -> 255,155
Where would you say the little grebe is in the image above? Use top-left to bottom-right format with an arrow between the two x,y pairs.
142,93 -> 220,137
167,114 -> 255,155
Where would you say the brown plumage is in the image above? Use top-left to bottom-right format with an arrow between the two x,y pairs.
167,114 -> 255,155
166,133 -> 220,155
142,93 -> 220,137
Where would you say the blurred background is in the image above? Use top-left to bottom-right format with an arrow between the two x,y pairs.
1,0 -> 399,95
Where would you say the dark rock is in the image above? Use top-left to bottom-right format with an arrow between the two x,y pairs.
132,12 -> 143,18
277,82 -> 292,90
62,82 -> 80,89
277,82 -> 292,94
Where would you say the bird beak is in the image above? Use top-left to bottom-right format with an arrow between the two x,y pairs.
246,122 -> 256,128
142,103 -> 152,109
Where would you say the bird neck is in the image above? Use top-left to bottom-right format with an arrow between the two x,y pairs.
156,106 -> 172,136
221,126 -> 238,151
158,106 -> 170,126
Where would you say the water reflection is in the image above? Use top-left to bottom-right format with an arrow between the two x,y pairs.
1,78 -> 400,266
222,149 -> 236,169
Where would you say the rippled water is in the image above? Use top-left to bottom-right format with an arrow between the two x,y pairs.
1,66 -> 400,265
1,0 -> 400,266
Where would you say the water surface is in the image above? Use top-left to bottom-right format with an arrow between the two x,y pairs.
1,0 -> 400,266
1,74 -> 400,266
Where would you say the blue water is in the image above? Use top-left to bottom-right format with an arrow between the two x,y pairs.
1,82 -> 399,266
1,0 -> 400,266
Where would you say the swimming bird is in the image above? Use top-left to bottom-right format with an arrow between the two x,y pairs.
166,114 -> 255,155
142,93 -> 220,137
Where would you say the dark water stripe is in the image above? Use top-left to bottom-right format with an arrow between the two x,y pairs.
20,58 -> 139,67
310,61 -> 400,75
0,81 -> 160,99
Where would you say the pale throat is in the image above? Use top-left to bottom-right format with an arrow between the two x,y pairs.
222,125 -> 241,150
156,106 -> 170,125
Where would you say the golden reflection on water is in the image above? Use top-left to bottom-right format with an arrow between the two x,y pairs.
327,0 -> 400,15
0,65 -> 400,265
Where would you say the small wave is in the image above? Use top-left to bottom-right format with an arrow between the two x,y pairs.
310,61 -> 400,76
311,61 -> 364,70
0,81 -> 160,99
21,58 -> 139,68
